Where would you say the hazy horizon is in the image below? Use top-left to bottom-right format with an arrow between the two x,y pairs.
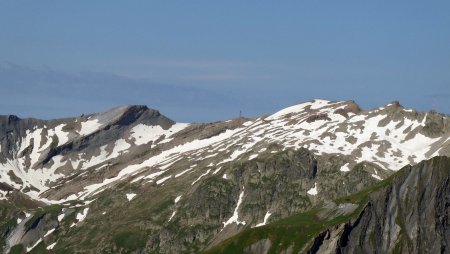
2,1 -> 450,122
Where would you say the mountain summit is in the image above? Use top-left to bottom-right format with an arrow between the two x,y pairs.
0,99 -> 449,253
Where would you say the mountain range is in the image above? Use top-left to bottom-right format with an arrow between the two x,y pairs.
0,99 -> 449,253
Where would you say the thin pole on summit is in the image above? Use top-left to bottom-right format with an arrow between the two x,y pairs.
239,110 -> 242,118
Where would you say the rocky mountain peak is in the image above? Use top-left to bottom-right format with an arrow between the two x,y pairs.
79,104 -> 174,130
387,100 -> 402,108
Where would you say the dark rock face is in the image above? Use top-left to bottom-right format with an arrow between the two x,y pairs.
307,156 -> 450,254
333,101 -> 361,117
0,115 -> 47,163
423,112 -> 450,137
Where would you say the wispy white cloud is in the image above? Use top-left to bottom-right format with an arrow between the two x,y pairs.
97,58 -> 278,81
106,58 -> 274,69
181,73 -> 272,81
0,63 -> 245,122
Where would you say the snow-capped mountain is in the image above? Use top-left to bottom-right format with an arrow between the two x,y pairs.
1,99 -> 448,203
0,99 -> 449,253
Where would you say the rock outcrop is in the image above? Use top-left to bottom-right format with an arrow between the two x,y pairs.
307,156 -> 450,254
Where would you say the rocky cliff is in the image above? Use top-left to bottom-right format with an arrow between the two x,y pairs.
207,156 -> 450,254
307,156 -> 450,254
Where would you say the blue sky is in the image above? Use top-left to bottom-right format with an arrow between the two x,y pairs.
1,1 -> 450,122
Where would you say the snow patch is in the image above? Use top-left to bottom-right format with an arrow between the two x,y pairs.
143,171 -> 165,180
212,167 -> 222,175
26,238 -> 42,252
192,169 -> 211,185
109,139 -> 131,158
54,124 -> 70,146
371,169 -> 382,180
310,99 -> 331,109
44,228 -> 55,238
130,123 -> 188,146
168,211 -> 176,222
175,164 -> 196,178
77,208 -> 89,221
79,119 -> 102,136
156,175 -> 172,185
47,242 -> 57,250
248,154 -> 258,160
371,174 -> 382,180
307,182 -> 318,196
254,211 -> 272,227
130,175 -> 145,183
126,193 -> 137,201
340,163 -> 350,172
242,121 -> 253,127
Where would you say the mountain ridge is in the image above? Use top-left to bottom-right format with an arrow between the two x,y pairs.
0,99 -> 449,253
1,98 -> 449,202
1,98 -> 440,123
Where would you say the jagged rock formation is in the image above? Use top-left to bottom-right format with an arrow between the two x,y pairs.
0,99 -> 449,253
306,156 -> 450,254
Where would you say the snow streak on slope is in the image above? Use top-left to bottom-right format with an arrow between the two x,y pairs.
254,211 -> 272,228
307,183 -> 318,196
126,193 -> 137,201
130,123 -> 189,145
79,118 -> 102,136
223,189 -> 246,228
